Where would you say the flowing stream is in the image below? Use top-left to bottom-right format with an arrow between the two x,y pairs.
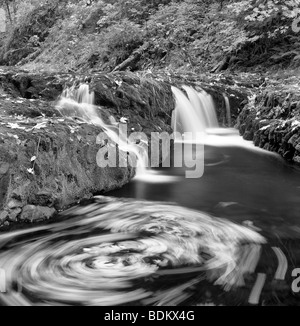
0,85 -> 299,306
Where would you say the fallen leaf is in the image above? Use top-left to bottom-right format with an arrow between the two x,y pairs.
27,168 -> 35,175
7,123 -> 26,130
120,117 -> 128,124
69,126 -> 76,134
34,121 -> 48,130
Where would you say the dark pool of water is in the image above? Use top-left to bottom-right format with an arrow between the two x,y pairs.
106,140 -> 300,306
109,142 -> 300,241
1,133 -> 300,306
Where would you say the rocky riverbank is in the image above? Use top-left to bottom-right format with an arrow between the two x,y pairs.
0,67 -> 251,229
237,75 -> 300,165
0,98 -> 137,229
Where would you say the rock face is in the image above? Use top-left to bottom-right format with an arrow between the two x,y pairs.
237,89 -> 300,164
137,71 -> 250,128
0,69 -> 249,127
20,205 -> 57,222
0,69 -> 176,228
0,111 -> 136,228
0,68 -> 249,229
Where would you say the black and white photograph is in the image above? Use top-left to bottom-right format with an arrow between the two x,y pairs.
0,0 -> 299,310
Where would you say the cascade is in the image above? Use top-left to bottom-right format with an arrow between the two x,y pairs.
171,86 -> 219,138
56,84 -> 147,175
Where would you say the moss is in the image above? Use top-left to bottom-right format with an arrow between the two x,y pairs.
0,68 -> 250,228
238,90 -> 300,164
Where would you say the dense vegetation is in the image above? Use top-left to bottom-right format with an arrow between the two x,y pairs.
0,0 -> 299,73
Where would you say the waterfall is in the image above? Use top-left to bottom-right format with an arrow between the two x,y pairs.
171,86 -> 219,137
57,84 -> 104,125
56,84 -> 147,175
182,86 -> 209,131
76,84 -> 95,105
223,93 -> 232,126
198,90 -> 219,128
170,85 -> 275,154
171,86 -> 206,137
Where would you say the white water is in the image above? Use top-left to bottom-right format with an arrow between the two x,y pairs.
182,86 -> 209,131
56,83 -> 275,184
56,84 -> 148,176
196,88 -> 219,128
223,93 -> 232,126
171,86 -> 277,156
171,86 -> 203,137
1,83 -> 297,307
172,86 -> 218,136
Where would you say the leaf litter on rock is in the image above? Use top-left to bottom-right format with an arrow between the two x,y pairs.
27,168 -> 35,175
6,133 -> 19,140
7,123 -> 26,130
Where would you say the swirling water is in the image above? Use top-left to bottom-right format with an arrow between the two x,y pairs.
1,132 -> 300,306
0,86 -> 300,306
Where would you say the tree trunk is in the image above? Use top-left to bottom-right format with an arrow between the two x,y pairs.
210,55 -> 230,73
5,1 -> 12,24
112,42 -> 150,72
12,0 -> 17,24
